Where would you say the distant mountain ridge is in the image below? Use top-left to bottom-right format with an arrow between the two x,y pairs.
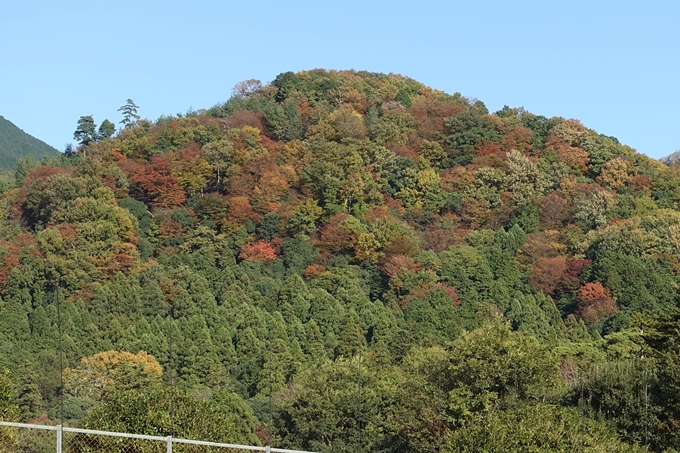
0,115 -> 59,169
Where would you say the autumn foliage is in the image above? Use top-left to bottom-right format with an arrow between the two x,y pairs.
576,282 -> 618,324
121,156 -> 186,207
239,241 -> 277,262
4,69 -> 680,451
529,257 -> 567,295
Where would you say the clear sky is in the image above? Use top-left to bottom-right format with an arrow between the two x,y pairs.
2,0 -> 678,159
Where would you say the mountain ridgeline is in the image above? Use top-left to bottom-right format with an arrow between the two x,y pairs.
0,116 -> 59,170
2,70 -> 680,452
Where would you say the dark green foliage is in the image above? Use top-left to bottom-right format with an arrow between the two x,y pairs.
282,236 -> 316,276
506,293 -> 562,343
74,115 -> 98,146
589,251 -> 677,316
403,287 -> 471,343
281,98 -> 304,141
192,193 -> 229,221
98,119 -> 116,140
384,156 -> 419,196
520,113 -> 559,149
443,108 -> 500,166
508,205 -> 539,233
118,198 -> 150,232
170,208 -> 196,228
272,71 -> 302,103
439,245 -> 493,302
258,213 -> 281,241
585,134 -> 626,176
275,357 -> 384,453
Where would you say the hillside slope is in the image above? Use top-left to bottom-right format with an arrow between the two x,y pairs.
0,69 -> 678,452
0,115 -> 59,169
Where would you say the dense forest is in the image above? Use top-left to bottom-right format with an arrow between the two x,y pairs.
2,70 -> 680,452
0,116 -> 58,170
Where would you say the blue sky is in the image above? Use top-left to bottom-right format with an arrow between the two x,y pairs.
2,0 -> 678,159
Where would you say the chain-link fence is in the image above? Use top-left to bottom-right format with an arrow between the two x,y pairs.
0,422 -> 314,453
0,421 -> 56,453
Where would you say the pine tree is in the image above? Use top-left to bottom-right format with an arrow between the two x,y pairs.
118,99 -> 140,128
73,115 -> 97,146
98,119 -> 116,139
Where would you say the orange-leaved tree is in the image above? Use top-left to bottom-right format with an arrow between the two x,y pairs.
239,241 -> 277,262
576,282 -> 618,324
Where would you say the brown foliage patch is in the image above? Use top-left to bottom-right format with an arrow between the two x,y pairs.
576,282 -> 618,324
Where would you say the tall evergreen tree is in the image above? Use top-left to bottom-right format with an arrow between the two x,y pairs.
118,99 -> 140,128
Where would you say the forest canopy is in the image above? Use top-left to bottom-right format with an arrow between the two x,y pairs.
1,69 -> 680,452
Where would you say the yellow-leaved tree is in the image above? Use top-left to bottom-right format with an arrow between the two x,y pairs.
63,350 -> 162,401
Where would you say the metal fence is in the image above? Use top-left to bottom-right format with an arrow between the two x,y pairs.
0,422 -> 315,453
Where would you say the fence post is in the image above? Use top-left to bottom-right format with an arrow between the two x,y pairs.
265,445 -> 271,453
56,425 -> 62,453
166,435 -> 172,453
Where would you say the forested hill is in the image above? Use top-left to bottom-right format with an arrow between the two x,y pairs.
0,116 -> 59,169
2,69 -> 680,452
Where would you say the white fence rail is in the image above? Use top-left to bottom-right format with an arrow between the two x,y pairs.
0,421 -> 316,453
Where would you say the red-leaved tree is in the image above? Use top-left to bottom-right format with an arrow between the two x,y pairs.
558,259 -> 592,293
123,155 -> 186,207
529,257 -> 567,295
576,282 -> 618,324
239,241 -> 277,263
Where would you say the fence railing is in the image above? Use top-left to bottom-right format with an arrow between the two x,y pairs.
0,421 -> 316,453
